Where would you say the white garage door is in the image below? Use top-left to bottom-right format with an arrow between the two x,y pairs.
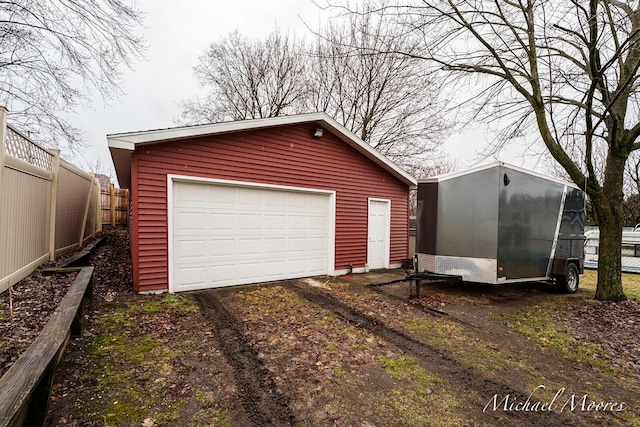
171,179 -> 333,292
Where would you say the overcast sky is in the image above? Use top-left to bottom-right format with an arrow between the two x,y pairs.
63,0 -> 540,183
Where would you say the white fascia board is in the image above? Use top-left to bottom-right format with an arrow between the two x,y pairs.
106,112 -> 330,146
107,112 -> 417,187
107,137 -> 135,151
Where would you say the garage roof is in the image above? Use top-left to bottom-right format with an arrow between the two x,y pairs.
107,112 -> 417,189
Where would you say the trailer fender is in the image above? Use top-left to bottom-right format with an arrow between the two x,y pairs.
552,257 -> 581,293
551,257 -> 583,276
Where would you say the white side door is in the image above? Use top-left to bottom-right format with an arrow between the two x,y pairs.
367,199 -> 390,270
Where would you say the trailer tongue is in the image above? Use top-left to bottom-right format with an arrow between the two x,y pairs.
414,162 -> 585,293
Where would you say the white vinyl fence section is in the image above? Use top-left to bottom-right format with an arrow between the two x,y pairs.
0,107 -> 101,293
584,229 -> 640,273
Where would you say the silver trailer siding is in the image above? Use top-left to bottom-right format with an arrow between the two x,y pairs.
416,162 -> 585,287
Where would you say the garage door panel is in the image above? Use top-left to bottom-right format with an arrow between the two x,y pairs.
286,258 -> 307,274
176,185 -> 208,205
309,215 -> 328,230
288,215 -> 308,230
210,186 -> 236,204
174,265 -> 207,287
261,260 -> 287,277
289,237 -> 310,252
288,192 -> 311,207
306,195 -> 329,209
175,211 -> 207,230
209,212 -> 236,230
238,188 -> 263,205
239,213 -> 262,229
237,238 -> 263,256
210,239 -> 236,256
307,237 -> 327,251
266,191 -> 287,207
209,263 -> 235,277
306,258 -> 327,272
174,238 -> 208,260
264,238 -> 286,254
236,261 -> 266,278
265,214 -> 286,230
172,181 -> 331,292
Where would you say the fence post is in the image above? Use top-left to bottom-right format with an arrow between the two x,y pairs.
96,178 -> 103,234
78,173 -> 95,247
126,189 -> 130,226
0,106 -> 6,188
110,183 -> 116,227
48,149 -> 61,262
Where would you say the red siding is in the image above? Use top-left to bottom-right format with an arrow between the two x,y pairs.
132,123 -> 409,293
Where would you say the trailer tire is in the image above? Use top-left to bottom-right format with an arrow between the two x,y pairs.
557,263 -> 579,293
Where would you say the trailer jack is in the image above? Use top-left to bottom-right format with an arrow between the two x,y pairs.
405,272 -> 463,298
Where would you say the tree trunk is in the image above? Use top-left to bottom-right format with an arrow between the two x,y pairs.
592,153 -> 627,301
595,218 -> 626,300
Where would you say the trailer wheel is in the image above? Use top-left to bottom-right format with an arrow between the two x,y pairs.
557,263 -> 579,293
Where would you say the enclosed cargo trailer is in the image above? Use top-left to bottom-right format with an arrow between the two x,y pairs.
415,162 -> 585,292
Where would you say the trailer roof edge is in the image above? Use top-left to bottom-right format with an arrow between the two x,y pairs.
418,161 -> 581,189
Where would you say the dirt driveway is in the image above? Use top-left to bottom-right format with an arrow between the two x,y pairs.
44,233 -> 639,426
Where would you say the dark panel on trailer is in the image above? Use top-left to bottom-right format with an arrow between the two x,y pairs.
416,182 -> 438,254
555,187 -> 585,260
497,166 -> 564,280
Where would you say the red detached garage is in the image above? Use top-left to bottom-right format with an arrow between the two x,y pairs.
108,113 -> 416,293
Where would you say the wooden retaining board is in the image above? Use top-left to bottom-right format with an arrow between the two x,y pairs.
0,266 -> 94,427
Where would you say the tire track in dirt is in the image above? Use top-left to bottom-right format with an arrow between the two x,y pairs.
288,282 -> 582,427
369,281 -> 521,339
192,291 -> 296,427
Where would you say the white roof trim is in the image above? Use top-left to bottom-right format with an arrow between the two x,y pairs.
108,112 -> 416,189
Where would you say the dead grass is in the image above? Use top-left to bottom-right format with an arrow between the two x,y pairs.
580,269 -> 640,301
222,285 -> 469,426
47,294 -> 239,426
45,267 -> 640,426
322,280 -> 550,400
325,276 -> 640,426
497,270 -> 640,426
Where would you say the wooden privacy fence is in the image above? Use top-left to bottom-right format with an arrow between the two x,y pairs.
101,183 -> 129,226
0,107 -> 102,294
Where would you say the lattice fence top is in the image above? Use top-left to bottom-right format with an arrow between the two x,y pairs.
5,125 -> 53,171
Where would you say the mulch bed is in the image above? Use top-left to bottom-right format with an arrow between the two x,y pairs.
0,269 -> 77,377
0,229 -> 131,379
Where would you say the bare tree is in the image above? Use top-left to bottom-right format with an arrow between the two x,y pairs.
0,0 -> 145,153
308,5 -> 448,173
80,154 -> 116,184
180,16 -> 450,175
335,0 -> 640,300
623,152 -> 640,226
625,151 -> 640,196
178,30 -> 308,123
